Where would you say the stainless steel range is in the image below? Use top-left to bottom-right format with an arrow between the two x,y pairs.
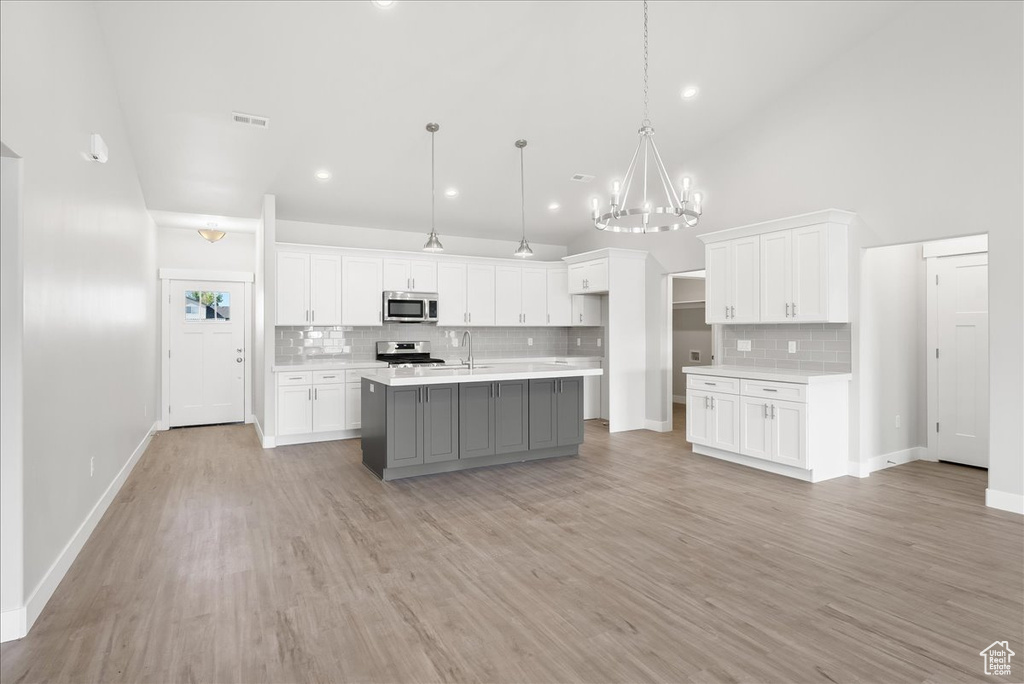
376,341 -> 447,368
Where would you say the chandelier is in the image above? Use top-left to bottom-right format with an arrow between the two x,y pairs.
592,0 -> 703,233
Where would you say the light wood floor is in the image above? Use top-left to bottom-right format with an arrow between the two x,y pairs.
2,405 -> 1021,683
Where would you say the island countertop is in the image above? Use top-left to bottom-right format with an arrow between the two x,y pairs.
363,363 -> 603,387
682,364 -> 850,384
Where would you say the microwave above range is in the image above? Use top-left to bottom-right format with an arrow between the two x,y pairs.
382,291 -> 438,323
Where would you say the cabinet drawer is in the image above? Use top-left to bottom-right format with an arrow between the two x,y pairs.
346,369 -> 374,383
687,375 -> 739,394
313,371 -> 344,385
741,379 -> 806,403
278,371 -> 313,386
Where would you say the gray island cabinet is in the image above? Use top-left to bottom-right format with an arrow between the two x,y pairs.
361,369 -> 589,481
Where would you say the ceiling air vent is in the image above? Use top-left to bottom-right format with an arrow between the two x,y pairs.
232,111 -> 270,129
570,173 -> 595,183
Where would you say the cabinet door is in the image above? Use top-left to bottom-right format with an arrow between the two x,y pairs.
770,400 -> 806,468
310,255 -> 342,325
731,237 -> 760,323
423,384 -> 459,464
437,262 -> 468,326
382,258 -> 411,291
459,382 -> 495,458
520,268 -> 547,326
494,266 -> 523,326
312,383 -> 346,432
345,383 -> 361,429
528,378 -> 558,449
494,380 -> 529,454
571,295 -> 602,326
342,256 -> 384,326
276,252 -> 310,325
546,269 -> 572,326
709,392 -> 740,452
760,231 -> 792,323
277,385 -> 312,435
583,374 -> 601,420
685,391 -> 710,445
739,397 -> 772,460
705,243 -> 730,324
567,263 -> 588,294
791,225 -> 828,321
466,263 -> 495,326
409,260 -> 437,292
585,259 -> 609,293
556,377 -> 585,446
386,386 -> 423,466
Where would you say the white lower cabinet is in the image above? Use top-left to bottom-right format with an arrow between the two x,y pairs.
313,383 -> 346,432
686,371 -> 847,482
346,382 -> 362,429
278,385 -> 313,436
276,370 -> 372,443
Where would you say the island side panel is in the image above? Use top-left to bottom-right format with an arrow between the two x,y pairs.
361,378 -> 387,478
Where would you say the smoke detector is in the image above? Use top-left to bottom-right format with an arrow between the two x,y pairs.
570,173 -> 595,183
232,111 -> 270,129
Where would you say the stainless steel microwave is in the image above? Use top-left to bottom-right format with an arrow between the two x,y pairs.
382,291 -> 438,323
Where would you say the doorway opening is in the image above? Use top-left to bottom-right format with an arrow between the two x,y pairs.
665,270 -> 715,433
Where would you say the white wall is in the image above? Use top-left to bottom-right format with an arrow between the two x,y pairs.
157,227 -> 255,272
278,219 -> 568,261
673,307 -> 712,399
0,0 -> 159,634
567,1 -> 1023,507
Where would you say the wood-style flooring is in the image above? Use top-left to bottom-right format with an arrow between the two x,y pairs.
2,404 -> 1021,683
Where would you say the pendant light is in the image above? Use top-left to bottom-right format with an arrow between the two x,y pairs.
591,0 -> 704,233
513,139 -> 533,258
423,123 -> 444,252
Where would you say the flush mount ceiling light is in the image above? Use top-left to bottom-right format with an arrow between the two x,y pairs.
422,123 -> 444,253
592,0 -> 703,233
681,85 -> 699,99
314,169 -> 332,181
198,223 -> 226,243
513,139 -> 534,258
444,187 -> 459,198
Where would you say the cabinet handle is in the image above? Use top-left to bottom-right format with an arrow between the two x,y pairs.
289,376 -> 303,381
425,387 -> 429,403
771,404 -> 776,419
579,313 -> 583,323
764,403 -> 769,419
724,305 -> 729,319
785,303 -> 790,317
322,375 -> 336,379
792,303 -> 797,316
308,388 -> 312,401
763,388 -> 778,392
711,396 -> 715,409
547,313 -> 550,324
468,312 -> 472,323
730,306 -> 735,318
705,382 -> 717,386
412,278 -> 416,289
305,310 -> 309,322
315,388 -> 318,400
312,309 -> 315,322
497,383 -> 501,398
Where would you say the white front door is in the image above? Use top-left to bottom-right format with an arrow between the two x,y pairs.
936,253 -> 989,467
169,281 -> 245,427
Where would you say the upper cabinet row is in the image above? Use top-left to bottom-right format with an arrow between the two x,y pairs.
704,221 -> 849,325
276,252 -> 602,328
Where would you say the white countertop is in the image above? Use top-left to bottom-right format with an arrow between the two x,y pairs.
363,363 -> 603,387
683,365 -> 851,385
272,356 -> 602,373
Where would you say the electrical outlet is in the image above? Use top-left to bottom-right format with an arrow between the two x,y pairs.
737,340 -> 751,352
527,338 -> 533,346
788,341 -> 797,353
895,415 -> 902,429
90,457 -> 94,477
576,338 -> 581,347
597,338 -> 601,347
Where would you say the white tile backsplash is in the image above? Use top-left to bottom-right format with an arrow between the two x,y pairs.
722,323 -> 851,372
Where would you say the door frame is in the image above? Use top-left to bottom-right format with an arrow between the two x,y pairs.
924,238 -> 989,463
159,269 -> 254,430
664,270 -> 719,432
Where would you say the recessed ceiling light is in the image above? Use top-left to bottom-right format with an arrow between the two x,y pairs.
372,0 -> 395,7
314,170 -> 332,181
548,202 -> 560,211
444,188 -> 459,198
681,85 -> 699,100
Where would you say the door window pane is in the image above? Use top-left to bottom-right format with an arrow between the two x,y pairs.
185,290 -> 231,321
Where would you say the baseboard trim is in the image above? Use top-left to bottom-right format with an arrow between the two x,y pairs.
275,429 -> 360,446
644,419 -> 671,433
21,421 -> 156,639
0,607 -> 27,643
848,446 -> 926,478
692,444 -> 847,482
986,488 -> 1024,515
672,395 -> 686,404
253,415 -> 275,448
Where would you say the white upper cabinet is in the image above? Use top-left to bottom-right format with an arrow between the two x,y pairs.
437,262 -> 468,326
568,258 -> 609,294
465,263 -> 495,326
277,252 -> 310,326
546,268 -> 571,326
702,210 -> 852,324
383,258 -> 437,292
571,295 -> 602,326
520,268 -> 547,326
309,255 -> 342,325
495,265 -> 548,326
341,256 -> 383,326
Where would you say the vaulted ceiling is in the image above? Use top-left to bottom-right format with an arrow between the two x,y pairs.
96,1 -> 906,244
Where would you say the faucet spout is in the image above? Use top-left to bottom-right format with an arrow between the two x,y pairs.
461,330 -> 474,370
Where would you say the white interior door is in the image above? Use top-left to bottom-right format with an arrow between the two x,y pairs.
936,254 -> 989,467
169,281 -> 245,427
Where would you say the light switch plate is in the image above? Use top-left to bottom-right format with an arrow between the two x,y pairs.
737,340 -> 751,352
527,338 -> 533,346
788,341 -> 797,353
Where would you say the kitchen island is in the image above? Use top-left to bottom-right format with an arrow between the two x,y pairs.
360,363 -> 603,481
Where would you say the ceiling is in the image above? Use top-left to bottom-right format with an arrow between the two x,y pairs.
96,1 -> 905,245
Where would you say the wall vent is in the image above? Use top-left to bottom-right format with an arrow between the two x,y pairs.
569,173 -> 595,183
232,111 -> 270,129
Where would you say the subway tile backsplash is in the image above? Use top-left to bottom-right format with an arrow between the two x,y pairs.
275,323 -> 604,364
722,323 -> 851,372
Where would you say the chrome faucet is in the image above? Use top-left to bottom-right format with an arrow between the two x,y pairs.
461,330 -> 475,370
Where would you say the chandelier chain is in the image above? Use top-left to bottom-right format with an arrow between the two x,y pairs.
643,0 -> 649,125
